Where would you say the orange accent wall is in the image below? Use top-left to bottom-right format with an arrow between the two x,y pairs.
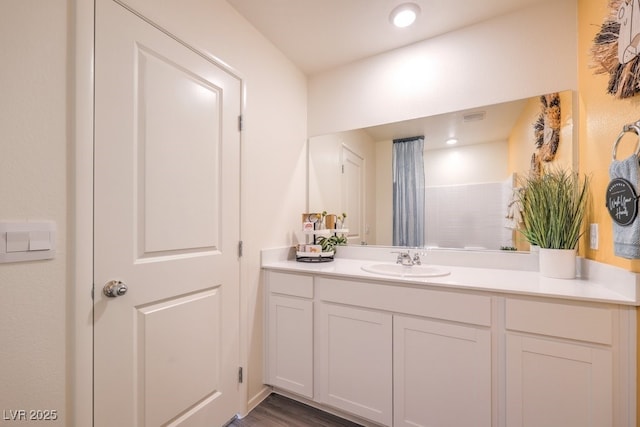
578,0 -> 640,271
578,2 -> 640,423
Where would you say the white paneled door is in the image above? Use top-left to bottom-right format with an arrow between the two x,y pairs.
94,1 -> 242,426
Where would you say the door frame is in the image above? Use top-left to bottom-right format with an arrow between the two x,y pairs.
71,2 -> 246,425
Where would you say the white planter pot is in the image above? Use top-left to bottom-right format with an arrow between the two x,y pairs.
538,248 -> 577,279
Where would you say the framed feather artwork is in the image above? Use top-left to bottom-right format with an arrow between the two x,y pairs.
592,0 -> 640,99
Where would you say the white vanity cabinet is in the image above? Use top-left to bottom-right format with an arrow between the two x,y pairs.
393,315 -> 492,427
504,297 -> 618,427
263,267 -> 636,427
315,276 -> 493,427
318,303 -> 393,426
264,271 -> 314,399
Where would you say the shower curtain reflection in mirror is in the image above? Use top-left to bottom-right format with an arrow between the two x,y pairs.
393,136 -> 425,247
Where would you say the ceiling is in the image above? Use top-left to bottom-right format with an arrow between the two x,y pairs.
227,0 -> 548,75
363,98 -> 529,150
227,0 -> 548,146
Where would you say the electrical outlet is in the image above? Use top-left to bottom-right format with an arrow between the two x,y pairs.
590,223 -> 598,250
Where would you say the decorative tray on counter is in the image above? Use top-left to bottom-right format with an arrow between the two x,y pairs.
301,229 -> 349,235
296,250 -> 334,263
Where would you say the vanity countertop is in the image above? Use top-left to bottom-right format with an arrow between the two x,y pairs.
261,248 -> 640,306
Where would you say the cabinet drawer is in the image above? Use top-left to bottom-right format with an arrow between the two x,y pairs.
268,271 -> 313,298
316,277 -> 491,326
505,298 -> 613,345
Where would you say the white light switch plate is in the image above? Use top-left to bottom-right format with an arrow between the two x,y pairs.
0,221 -> 56,263
590,223 -> 599,250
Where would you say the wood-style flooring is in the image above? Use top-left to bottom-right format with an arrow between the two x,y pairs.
227,394 -> 363,427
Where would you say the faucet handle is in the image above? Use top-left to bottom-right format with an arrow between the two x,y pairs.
412,252 -> 422,265
391,250 -> 410,264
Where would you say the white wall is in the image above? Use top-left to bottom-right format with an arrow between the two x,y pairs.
425,141 -> 508,186
308,0 -> 577,136
2,0 -> 307,424
0,2 -> 68,425
308,134 -> 343,215
424,141 -> 510,250
375,141 -> 393,246
425,181 -> 514,250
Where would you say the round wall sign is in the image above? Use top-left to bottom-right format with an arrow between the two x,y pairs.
606,177 -> 639,226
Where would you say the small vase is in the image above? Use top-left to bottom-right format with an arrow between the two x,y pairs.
538,248 -> 576,279
325,214 -> 337,229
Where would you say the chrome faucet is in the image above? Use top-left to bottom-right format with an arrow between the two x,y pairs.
394,250 -> 414,266
393,250 -> 423,266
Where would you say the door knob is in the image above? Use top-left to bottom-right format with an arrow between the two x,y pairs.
103,280 -> 128,298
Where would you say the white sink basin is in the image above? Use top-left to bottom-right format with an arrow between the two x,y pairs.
361,263 -> 450,278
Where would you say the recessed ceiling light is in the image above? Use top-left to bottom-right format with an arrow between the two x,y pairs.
390,3 -> 421,28
445,138 -> 458,145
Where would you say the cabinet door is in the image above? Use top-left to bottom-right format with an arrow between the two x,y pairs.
394,315 -> 492,427
266,294 -> 313,398
318,303 -> 392,426
506,334 -> 612,427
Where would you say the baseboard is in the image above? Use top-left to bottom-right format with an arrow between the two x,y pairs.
239,385 -> 273,418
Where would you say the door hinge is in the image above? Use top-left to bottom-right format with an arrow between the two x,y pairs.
341,164 -> 345,174
238,115 -> 243,131
238,366 -> 243,383
238,240 -> 243,258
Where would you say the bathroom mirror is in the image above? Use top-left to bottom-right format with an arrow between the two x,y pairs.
308,90 -> 575,252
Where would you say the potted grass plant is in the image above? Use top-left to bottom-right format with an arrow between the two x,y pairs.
518,167 -> 590,279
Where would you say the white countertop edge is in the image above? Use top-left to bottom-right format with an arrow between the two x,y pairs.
260,246 -> 640,306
